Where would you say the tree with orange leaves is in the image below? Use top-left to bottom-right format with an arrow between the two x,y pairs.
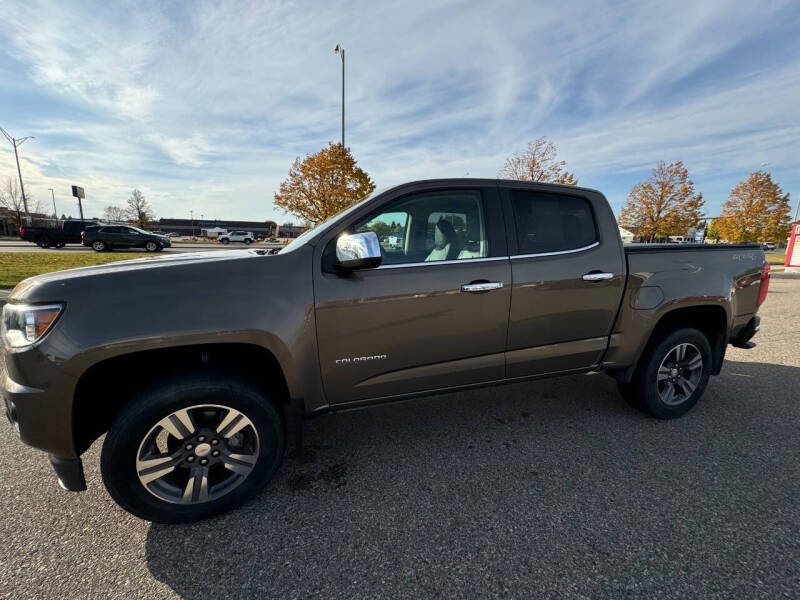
618,161 -> 704,242
716,171 -> 791,243
273,143 -> 375,226
499,137 -> 578,185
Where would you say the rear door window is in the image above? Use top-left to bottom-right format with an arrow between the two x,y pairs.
510,191 -> 597,255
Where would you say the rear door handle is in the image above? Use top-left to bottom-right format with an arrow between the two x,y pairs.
461,281 -> 504,293
582,272 -> 614,282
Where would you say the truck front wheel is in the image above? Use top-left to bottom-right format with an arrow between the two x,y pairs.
618,327 -> 712,419
100,374 -> 285,523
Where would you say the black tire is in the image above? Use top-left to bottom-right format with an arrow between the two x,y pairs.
91,240 -> 107,252
221,238 -> 230,245
620,327 -> 712,419
145,241 -> 158,252
36,237 -> 52,248
101,374 -> 285,523
244,238 -> 252,245
55,242 -> 65,248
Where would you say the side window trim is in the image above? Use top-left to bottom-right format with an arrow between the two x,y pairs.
510,240 -> 599,260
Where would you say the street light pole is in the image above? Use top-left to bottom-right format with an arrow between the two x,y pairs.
190,210 -> 194,237
0,127 -> 34,221
48,188 -> 58,222
334,44 -> 345,147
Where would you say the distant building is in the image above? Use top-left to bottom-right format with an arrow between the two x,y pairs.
618,226 -> 635,244
157,218 -> 278,237
274,223 -> 305,239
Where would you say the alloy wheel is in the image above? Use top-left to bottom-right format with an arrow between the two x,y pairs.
135,404 -> 260,504
656,343 -> 703,406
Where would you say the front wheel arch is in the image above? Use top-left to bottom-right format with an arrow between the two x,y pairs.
71,343 -> 292,457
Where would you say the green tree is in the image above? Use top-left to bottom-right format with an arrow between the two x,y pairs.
706,218 -> 720,242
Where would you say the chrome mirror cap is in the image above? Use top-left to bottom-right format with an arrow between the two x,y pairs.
336,231 -> 382,270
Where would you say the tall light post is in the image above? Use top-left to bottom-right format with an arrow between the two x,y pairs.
190,210 -> 194,237
48,188 -> 58,222
0,127 -> 34,221
334,43 -> 345,147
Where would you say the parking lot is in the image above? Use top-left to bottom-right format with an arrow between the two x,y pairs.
1,275 -> 798,599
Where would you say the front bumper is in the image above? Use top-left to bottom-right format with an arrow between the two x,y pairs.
3,356 -> 86,492
49,455 -> 87,491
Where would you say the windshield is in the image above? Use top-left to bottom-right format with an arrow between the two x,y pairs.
279,190 -> 383,253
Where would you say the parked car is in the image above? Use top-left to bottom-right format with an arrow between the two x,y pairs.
218,231 -> 254,244
2,179 -> 769,523
762,242 -> 777,251
165,232 -> 182,238
82,225 -> 171,252
18,219 -> 98,248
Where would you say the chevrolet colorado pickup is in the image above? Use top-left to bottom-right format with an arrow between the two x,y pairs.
1,179 -> 769,523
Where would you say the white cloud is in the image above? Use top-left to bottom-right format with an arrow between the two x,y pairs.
0,0 -> 798,221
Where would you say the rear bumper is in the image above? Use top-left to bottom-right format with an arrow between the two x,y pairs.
730,315 -> 760,349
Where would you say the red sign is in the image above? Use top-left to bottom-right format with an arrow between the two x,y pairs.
786,223 -> 800,269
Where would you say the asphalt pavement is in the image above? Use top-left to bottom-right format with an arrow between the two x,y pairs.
1,278 -> 799,599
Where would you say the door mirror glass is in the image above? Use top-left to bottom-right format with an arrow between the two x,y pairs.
336,231 -> 382,270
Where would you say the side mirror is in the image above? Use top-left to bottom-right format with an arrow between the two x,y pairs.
336,231 -> 382,270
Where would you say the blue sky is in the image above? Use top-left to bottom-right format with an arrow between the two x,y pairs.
1,0 -> 799,223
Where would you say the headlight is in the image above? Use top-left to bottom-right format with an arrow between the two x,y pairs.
1,304 -> 64,348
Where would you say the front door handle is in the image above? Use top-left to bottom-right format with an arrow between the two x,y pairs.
582,272 -> 614,282
461,281 -> 504,293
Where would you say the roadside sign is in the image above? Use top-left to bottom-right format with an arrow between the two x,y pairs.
71,185 -> 85,220
786,223 -> 800,273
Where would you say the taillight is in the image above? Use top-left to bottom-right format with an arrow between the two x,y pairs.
80,230 -> 86,239
19,227 -> 25,235
757,263 -> 771,306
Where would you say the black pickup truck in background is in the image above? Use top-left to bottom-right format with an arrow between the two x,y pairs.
19,219 -> 98,248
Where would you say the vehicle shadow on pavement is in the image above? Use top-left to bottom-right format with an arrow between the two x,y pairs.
144,359 -> 800,599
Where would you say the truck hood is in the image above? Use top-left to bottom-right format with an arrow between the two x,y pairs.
9,249 -> 275,303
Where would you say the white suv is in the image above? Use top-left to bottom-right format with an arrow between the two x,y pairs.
218,231 -> 254,244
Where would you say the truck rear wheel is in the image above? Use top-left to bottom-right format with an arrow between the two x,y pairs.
618,327 -> 712,419
36,237 -> 52,248
100,374 -> 285,523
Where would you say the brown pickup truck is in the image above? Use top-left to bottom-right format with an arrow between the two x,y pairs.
1,179 -> 769,522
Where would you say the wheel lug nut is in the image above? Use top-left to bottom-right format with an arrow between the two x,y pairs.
212,450 -> 220,457
186,456 -> 195,462
197,435 -> 206,442
185,443 -> 194,451
211,439 -> 219,445
200,458 -> 209,465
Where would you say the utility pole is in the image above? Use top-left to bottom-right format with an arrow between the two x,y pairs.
48,188 -> 58,222
190,210 -> 194,237
0,127 -> 34,222
334,44 -> 345,147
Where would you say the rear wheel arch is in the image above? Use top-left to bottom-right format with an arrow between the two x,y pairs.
72,343 -> 291,456
615,304 -> 729,382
